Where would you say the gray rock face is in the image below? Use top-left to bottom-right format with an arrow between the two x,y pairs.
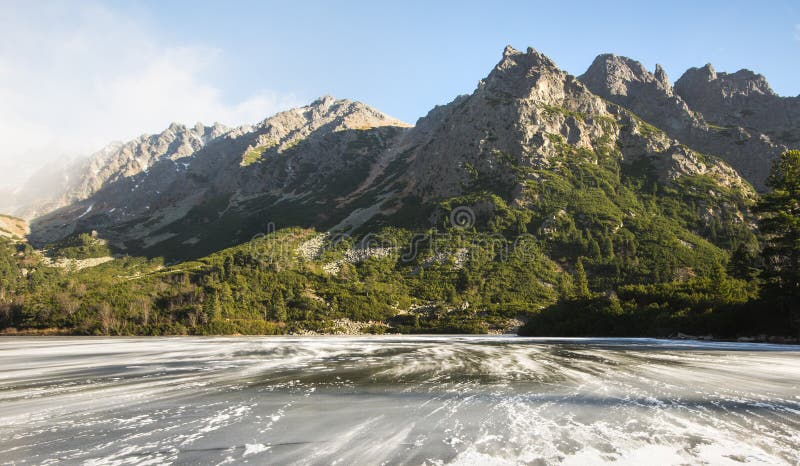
580,54 -> 799,190
74,122 -> 229,196
675,65 -> 800,146
12,123 -> 230,219
675,64 -> 775,101
579,54 -> 705,134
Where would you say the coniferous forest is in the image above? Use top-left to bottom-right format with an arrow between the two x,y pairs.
1,151 -> 797,339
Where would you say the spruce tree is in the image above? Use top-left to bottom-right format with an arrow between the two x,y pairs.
574,257 -> 590,298
757,150 -> 800,295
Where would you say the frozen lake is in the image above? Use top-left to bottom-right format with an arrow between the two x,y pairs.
0,336 -> 798,465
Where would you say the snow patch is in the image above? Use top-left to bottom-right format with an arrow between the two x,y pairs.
76,204 -> 94,219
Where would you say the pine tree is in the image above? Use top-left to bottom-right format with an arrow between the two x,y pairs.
710,262 -> 733,300
588,238 -> 602,260
757,150 -> 800,295
557,272 -> 575,299
729,243 -> 760,280
574,257 -> 590,298
204,293 -> 222,321
601,236 -> 614,259
271,291 -> 287,322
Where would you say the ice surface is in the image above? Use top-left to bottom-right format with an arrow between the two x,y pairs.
0,336 -> 798,465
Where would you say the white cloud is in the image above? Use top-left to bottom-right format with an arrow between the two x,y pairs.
0,2 -> 302,187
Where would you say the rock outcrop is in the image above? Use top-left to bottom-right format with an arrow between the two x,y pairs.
579,54 -> 705,135
11,123 -> 230,219
675,64 -> 800,147
580,54 -> 799,190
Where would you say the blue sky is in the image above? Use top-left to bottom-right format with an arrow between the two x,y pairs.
135,0 -> 800,123
1,0 -> 799,186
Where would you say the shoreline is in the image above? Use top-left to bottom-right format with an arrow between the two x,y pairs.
1,328 -> 799,346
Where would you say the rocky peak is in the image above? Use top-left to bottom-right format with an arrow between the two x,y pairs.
727,69 -> 775,96
250,97 -> 409,155
499,44 -> 554,61
193,121 -> 228,143
488,45 -> 561,89
674,63 -> 797,141
685,63 -> 717,83
580,54 -> 673,97
299,95 -> 402,127
654,64 -> 670,89
676,65 -> 774,101
19,97 -> 409,223
166,121 -> 184,132
309,95 -> 337,109
162,121 -> 228,142
23,121 -> 231,218
475,45 -> 610,122
579,53 -> 706,143
402,46 -> 710,202
263,97 -> 406,129
581,57 -> 797,191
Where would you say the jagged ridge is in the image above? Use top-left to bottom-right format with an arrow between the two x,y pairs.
580,54 -> 800,190
20,45 -> 776,263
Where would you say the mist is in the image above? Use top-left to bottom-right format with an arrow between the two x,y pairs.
0,1 -> 300,194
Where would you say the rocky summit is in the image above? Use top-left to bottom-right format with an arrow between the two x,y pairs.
581,55 -> 799,190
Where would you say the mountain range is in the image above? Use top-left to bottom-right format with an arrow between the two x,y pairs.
8,45 -> 796,261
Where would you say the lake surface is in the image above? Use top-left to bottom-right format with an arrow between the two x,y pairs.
0,336 -> 798,465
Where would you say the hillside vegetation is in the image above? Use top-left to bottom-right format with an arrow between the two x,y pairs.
1,152 -> 797,338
